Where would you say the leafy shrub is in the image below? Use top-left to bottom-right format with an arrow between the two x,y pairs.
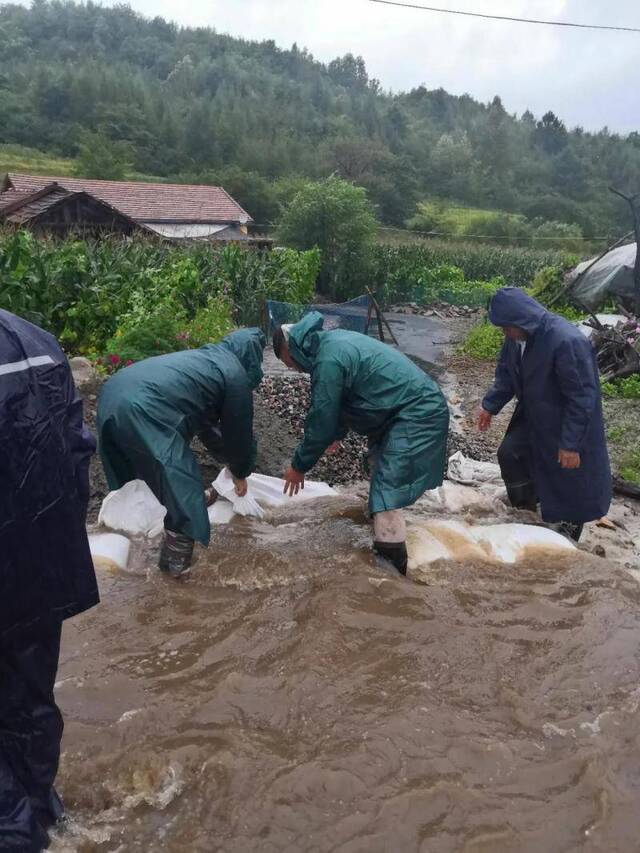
378,261 -> 503,308
182,293 -> 234,348
601,375 -> 640,399
551,303 -> 587,322
460,323 -> 503,360
104,295 -> 187,364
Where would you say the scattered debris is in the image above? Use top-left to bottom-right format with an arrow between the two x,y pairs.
590,317 -> 640,382
389,301 -> 481,320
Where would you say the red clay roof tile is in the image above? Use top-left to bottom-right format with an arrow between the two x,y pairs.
5,174 -> 252,224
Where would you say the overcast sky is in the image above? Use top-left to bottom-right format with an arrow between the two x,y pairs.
109,0 -> 639,133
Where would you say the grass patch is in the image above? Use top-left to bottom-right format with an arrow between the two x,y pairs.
601,374 -> 640,400
407,201 -> 527,235
460,322 -> 503,360
0,144 -> 77,178
620,449 -> 640,483
607,425 -> 628,443
603,399 -> 640,485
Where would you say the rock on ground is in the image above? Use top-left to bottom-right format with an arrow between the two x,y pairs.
69,356 -> 96,388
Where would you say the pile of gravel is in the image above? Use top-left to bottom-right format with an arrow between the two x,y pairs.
390,301 -> 481,319
446,429 -> 497,464
257,376 -> 368,485
257,375 -> 494,484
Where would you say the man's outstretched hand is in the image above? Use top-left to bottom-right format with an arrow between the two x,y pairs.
558,449 -> 581,469
476,408 -> 492,432
326,441 -> 342,456
283,466 -> 305,496
232,476 -> 248,496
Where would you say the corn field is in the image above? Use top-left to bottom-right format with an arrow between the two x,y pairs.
0,230 -> 320,355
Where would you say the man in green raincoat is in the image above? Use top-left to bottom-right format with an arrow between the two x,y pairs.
97,329 -> 266,577
273,313 -> 449,575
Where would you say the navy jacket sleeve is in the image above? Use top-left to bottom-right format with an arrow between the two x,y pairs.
292,358 -> 344,472
554,338 -> 597,452
220,369 -> 256,480
482,341 -> 515,415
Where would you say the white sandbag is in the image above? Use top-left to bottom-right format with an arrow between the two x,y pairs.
98,480 -> 166,537
447,451 -> 502,486
407,519 -> 576,571
208,500 -> 236,525
212,469 -> 336,510
211,469 -> 265,518
89,532 -> 130,571
471,523 -> 576,563
419,481 -> 503,514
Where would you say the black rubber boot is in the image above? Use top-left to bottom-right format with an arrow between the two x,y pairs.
555,521 -> 584,542
505,481 -> 538,512
373,541 -> 408,576
158,530 -> 194,578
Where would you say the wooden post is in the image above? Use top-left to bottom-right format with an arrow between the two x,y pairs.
364,295 -> 374,337
366,287 -> 399,346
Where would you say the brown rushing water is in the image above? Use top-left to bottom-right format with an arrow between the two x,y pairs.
51,497 -> 640,853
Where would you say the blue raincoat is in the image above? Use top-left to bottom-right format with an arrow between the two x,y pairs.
97,329 -> 265,545
287,312 -> 449,513
0,310 -> 98,640
483,288 -> 611,523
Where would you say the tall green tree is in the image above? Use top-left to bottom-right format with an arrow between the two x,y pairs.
75,130 -> 132,180
277,177 -> 377,300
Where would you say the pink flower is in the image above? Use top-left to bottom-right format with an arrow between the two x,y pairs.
627,337 -> 635,345
109,354 -> 121,365
125,359 -> 134,366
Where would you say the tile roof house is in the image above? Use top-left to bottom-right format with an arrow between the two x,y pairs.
0,174 -> 269,245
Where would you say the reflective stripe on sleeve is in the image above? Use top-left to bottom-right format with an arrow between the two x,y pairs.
0,355 -> 55,377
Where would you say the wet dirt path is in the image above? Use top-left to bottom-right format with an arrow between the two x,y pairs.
57,317 -> 640,852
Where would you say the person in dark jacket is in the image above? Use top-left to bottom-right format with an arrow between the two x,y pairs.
0,310 -> 98,852
97,329 -> 266,576
273,312 -> 449,574
478,287 -> 611,540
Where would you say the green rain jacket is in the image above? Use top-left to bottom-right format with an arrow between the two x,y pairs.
97,329 -> 265,545
288,313 -> 449,513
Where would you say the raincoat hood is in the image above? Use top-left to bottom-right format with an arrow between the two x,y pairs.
288,311 -> 324,373
488,287 -> 548,336
220,328 -> 266,389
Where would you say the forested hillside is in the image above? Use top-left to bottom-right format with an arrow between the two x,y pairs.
1,0 -> 640,234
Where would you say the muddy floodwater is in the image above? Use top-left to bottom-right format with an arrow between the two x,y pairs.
51,496 -> 640,853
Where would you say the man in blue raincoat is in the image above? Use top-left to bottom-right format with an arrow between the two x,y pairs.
273,312 -> 449,574
97,329 -> 266,576
478,287 -> 611,540
0,310 -> 98,852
